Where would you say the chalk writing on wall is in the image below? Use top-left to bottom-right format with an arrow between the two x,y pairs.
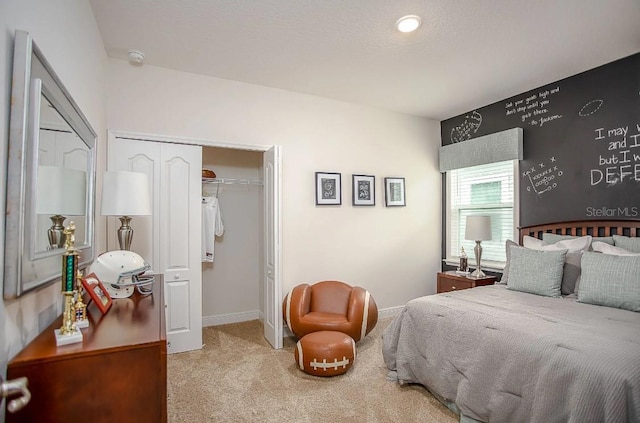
505,87 -> 563,127
579,99 -> 604,117
450,111 -> 482,143
522,156 -> 564,196
441,53 -> 640,226
590,123 -> 640,187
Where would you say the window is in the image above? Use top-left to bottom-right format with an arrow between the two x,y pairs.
446,160 -> 518,266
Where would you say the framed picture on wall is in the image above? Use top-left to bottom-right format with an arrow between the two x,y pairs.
352,174 -> 375,206
315,172 -> 342,205
384,177 -> 406,207
81,272 -> 113,314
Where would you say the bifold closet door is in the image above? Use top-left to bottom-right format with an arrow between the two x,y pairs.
107,135 -> 203,353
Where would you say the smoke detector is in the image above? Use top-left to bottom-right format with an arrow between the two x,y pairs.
127,50 -> 145,63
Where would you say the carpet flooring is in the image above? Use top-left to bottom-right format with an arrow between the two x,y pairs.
167,318 -> 458,423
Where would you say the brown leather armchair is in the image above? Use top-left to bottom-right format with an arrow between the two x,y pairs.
282,281 -> 378,342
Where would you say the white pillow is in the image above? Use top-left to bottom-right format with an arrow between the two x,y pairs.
592,241 -> 640,256
523,235 -> 592,252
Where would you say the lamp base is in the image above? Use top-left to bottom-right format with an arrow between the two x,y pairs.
117,216 -> 133,250
470,240 -> 486,279
47,215 -> 66,250
469,269 -> 486,279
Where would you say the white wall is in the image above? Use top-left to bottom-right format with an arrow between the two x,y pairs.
107,60 -> 442,313
1,0 -> 108,361
201,147 -> 263,324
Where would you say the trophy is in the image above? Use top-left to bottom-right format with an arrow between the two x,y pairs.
54,222 -> 83,346
74,269 -> 89,328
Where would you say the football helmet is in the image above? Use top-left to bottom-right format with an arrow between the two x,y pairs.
89,250 -> 153,298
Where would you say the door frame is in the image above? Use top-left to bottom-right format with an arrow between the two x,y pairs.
107,130 -> 283,348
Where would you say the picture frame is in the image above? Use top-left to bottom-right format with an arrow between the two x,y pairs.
352,174 -> 375,206
384,177 -> 406,207
81,272 -> 113,314
315,172 -> 342,205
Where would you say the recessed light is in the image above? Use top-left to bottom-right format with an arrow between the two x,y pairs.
396,15 -> 421,33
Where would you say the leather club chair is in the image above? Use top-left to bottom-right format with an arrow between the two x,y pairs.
282,281 -> 378,342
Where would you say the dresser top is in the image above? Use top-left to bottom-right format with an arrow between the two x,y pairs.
9,275 -> 165,366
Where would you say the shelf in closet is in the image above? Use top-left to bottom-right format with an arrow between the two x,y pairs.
202,177 -> 263,186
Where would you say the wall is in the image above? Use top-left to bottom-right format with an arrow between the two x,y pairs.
441,53 -> 640,227
1,0 -> 108,362
106,60 -> 442,314
201,147 -> 263,324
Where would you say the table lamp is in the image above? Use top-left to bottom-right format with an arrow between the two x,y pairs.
465,215 -> 492,279
101,171 -> 151,250
36,166 -> 87,250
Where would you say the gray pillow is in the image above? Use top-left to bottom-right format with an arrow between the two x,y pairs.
612,235 -> 640,253
499,239 -> 519,284
523,236 -> 586,294
542,233 -> 614,247
578,251 -> 640,312
506,246 -> 566,297
563,252 -> 583,294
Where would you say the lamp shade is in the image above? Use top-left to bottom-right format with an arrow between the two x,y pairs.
101,171 -> 151,216
465,215 -> 492,241
36,166 -> 86,216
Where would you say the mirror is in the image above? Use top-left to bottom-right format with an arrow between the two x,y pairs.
4,31 -> 96,299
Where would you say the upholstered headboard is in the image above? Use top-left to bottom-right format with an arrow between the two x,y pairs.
519,220 -> 640,244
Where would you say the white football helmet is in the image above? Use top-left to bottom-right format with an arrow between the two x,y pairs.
89,250 -> 153,298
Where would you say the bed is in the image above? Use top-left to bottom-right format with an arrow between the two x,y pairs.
382,220 -> 640,423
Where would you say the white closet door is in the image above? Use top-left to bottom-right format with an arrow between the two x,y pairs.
107,137 -> 160,271
263,145 -> 282,349
107,134 -> 202,353
160,142 -> 202,353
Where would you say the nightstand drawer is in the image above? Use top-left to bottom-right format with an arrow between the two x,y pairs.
437,271 -> 497,294
438,278 -> 473,293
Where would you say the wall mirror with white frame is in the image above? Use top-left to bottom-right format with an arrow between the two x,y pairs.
4,30 -> 97,299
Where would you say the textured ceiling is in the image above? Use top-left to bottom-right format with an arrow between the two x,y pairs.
90,0 -> 640,120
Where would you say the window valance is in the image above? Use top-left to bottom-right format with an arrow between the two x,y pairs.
439,128 -> 523,172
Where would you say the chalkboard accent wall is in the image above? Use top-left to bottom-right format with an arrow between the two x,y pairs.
441,53 -> 640,227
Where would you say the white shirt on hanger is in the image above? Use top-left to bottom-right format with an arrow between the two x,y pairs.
202,196 -> 224,262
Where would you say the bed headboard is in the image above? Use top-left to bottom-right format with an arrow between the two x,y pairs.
519,220 -> 640,244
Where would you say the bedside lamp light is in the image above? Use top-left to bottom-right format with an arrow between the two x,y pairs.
465,215 -> 492,279
36,166 -> 86,250
101,171 -> 151,250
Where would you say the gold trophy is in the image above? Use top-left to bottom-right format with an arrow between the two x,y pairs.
54,222 -> 83,346
74,269 -> 89,328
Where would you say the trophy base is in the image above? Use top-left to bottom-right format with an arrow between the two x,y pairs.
75,319 -> 90,329
54,328 -> 83,346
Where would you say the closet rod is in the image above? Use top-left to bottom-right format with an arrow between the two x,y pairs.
202,177 -> 263,186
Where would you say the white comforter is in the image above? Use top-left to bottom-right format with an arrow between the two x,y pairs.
382,285 -> 640,423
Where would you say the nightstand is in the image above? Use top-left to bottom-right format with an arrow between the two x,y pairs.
437,271 -> 497,294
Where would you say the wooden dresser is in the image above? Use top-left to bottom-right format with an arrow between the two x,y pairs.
7,275 -> 166,422
437,271 -> 497,293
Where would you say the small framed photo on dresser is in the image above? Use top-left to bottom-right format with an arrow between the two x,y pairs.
81,272 -> 113,314
352,174 -> 375,206
384,177 -> 406,207
315,172 -> 342,205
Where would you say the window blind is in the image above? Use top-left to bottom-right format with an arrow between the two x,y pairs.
448,160 -> 516,263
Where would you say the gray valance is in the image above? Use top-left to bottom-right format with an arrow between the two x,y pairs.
439,128 -> 523,172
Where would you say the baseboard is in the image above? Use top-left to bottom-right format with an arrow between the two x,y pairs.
281,305 -> 404,338
202,310 -> 261,327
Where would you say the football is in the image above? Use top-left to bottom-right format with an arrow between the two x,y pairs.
294,331 -> 355,377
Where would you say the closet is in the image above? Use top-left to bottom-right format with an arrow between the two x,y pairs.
107,131 -> 283,351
